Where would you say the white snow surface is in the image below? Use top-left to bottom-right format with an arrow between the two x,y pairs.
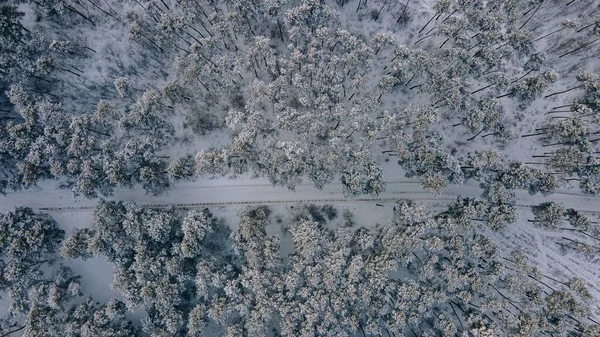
2,0 -> 600,331
2,161 -> 600,318
1,161 -> 598,213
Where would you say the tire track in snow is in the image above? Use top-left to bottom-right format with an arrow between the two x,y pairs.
37,196 -> 449,211
37,197 -> 600,214
4,178 -> 599,214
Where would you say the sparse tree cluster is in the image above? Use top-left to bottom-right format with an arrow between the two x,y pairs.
465,150 -> 560,196
528,72 -> 600,195
0,207 -> 138,337
530,202 -> 600,258
62,201 -> 230,336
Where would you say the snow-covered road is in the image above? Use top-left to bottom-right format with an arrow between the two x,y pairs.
2,175 -> 598,214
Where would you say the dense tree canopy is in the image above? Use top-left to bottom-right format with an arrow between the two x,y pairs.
2,0 -> 600,336
0,0 -> 597,198
60,201 -> 599,337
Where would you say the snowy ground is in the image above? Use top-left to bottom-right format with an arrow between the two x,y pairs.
2,0 -> 600,333
2,160 -> 600,320
2,161 -> 599,213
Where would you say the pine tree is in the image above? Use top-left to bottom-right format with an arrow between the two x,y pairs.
63,201 -> 231,337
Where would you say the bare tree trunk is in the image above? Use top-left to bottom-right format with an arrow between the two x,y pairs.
534,27 -> 565,41
467,128 -> 485,141
418,13 -> 437,34
1,325 -> 26,337
471,83 -> 494,95
397,0 -> 409,23
64,4 -> 96,26
558,37 -> 600,58
519,0 -> 544,30
544,85 -> 583,98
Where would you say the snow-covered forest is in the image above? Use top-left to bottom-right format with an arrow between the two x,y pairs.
1,0 -> 600,336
